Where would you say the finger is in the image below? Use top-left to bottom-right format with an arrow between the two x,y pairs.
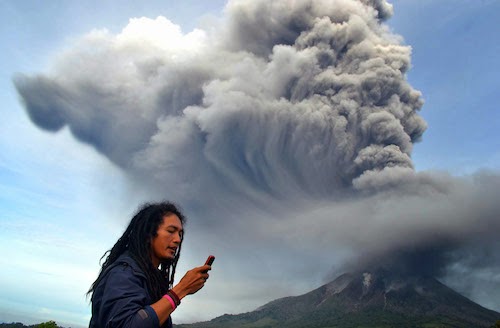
198,264 -> 211,274
200,272 -> 209,281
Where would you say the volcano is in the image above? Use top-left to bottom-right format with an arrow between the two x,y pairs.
176,270 -> 500,328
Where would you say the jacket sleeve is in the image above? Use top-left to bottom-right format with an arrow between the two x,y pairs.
96,264 -> 161,328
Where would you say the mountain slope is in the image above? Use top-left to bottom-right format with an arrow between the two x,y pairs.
176,270 -> 500,328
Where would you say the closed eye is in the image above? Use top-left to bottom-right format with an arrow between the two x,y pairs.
166,225 -> 184,237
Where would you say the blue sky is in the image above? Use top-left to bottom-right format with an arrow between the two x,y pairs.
1,1 -> 499,327
390,0 -> 499,173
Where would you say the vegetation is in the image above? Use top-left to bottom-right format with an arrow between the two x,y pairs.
0,321 -> 62,328
490,319 -> 500,328
2,316 -> 500,328
174,309 -> 495,328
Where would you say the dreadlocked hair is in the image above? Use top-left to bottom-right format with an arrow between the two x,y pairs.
87,201 -> 186,301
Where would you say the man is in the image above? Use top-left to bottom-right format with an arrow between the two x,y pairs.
88,201 -> 212,327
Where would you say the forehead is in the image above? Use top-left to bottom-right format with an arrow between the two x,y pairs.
160,213 -> 183,229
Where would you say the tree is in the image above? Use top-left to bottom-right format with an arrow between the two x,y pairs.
32,321 -> 60,328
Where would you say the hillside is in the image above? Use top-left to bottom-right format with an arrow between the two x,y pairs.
176,270 -> 500,328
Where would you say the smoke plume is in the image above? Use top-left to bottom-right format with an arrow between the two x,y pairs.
14,0 -> 500,312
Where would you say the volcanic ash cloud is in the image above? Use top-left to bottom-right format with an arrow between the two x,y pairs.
15,0 -> 426,200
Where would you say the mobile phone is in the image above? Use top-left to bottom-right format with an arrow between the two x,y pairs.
205,255 -> 215,266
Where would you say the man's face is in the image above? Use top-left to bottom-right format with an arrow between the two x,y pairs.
150,214 -> 183,267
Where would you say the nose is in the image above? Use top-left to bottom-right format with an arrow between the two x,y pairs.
173,231 -> 182,244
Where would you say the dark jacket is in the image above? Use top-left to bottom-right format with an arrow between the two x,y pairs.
89,252 -> 172,328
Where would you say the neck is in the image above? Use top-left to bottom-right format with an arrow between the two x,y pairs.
151,255 -> 160,269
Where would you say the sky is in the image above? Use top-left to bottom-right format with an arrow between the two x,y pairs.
1,0 -> 499,327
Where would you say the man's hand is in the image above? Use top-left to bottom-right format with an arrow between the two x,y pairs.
172,265 -> 211,299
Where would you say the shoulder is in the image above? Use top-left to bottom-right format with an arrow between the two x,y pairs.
90,253 -> 159,327
93,252 -> 148,299
104,253 -> 147,284
92,253 -> 151,305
